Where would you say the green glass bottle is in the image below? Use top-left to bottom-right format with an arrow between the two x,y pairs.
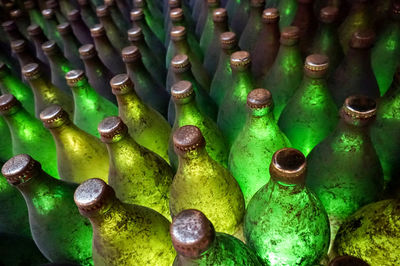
279,54 -> 338,156
244,148 -> 330,265
104,0 -> 131,33
371,3 -> 400,96
46,0 -> 68,24
76,0 -> 99,28
40,105 -> 109,184
171,209 -> 263,266
210,32 -> 239,107
110,74 -> 171,163
134,0 -> 165,43
24,1 -> 45,31
57,23 -> 85,71
333,199 -> 400,265
218,51 -> 254,147
239,0 -> 265,52
11,40 -> 50,75
67,9 -> 94,45
2,154 -> 93,265
74,178 -> 176,265
198,0 -> 220,54
65,70 -> 118,138
165,1 -> 196,48
22,63 -> 74,118
42,9 -> 63,49
259,26 -> 303,120
9,9 -> 30,39
168,80 -> 228,170
170,125 -> 245,236
278,0 -> 298,29
98,116 -> 173,219
229,89 -> 291,205
307,95 -> 383,247
27,24 -> 50,67
0,94 -> 59,179
0,117 -> 12,164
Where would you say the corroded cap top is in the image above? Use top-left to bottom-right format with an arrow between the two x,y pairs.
90,24 -> 105,37
169,0 -> 181,8
341,95 -> 376,123
130,8 -> 144,21
110,74 -> 134,95
24,0 -> 35,9
10,39 -> 27,53
173,125 -> 206,152
27,24 -> 43,36
230,51 -> 251,70
2,20 -> 17,32
220,32 -> 237,49
213,8 -> 227,22
65,69 -> 86,87
96,5 -> 109,17
350,30 -> 375,49
22,63 -> 42,80
127,26 -> 143,41
40,105 -> 70,128
171,26 -> 186,41
121,45 -> 141,62
320,6 -> 339,23
2,154 -> 41,186
98,116 -> 128,143
171,54 -> 190,72
0,94 -> 21,115
57,22 -> 72,34
170,8 -> 183,21
170,209 -> 215,258
42,8 -> 55,19
41,40 -> 59,55
79,44 -> 97,59
247,88 -> 273,109
328,255 -> 369,266
270,148 -> 306,185
10,9 -> 23,19
171,80 -> 194,101
262,8 -> 279,22
250,0 -> 265,7
67,9 -> 81,21
280,26 -> 300,45
304,54 -> 329,78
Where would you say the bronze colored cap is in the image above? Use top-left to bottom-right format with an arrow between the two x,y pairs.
67,9 -> 81,22
96,5 -> 109,17
79,44 -> 97,59
98,116 -> 128,143
127,26 -> 143,41
247,88 -> 273,109
269,148 -> 307,185
110,74 -> 134,95
74,178 -> 116,215
42,9 -> 55,19
22,63 -> 42,80
24,1 -> 35,10
304,54 -> 329,78
130,8 -> 144,21
65,69 -> 86,87
10,40 -> 27,53
320,6 -> 339,23
230,51 -> 251,70
2,20 -> 17,31
220,31 -> 237,49
342,95 -> 376,121
328,255 -> 369,266
27,24 -> 43,36
171,54 -> 190,73
90,24 -> 105,37
46,0 -> 58,9
171,26 -> 186,41
40,105 -> 70,128
57,23 -> 72,34
169,0 -> 181,9
213,8 -> 227,22
171,80 -> 194,100
280,26 -> 300,45
170,8 -> 184,22
121,46 -> 141,63
104,0 -> 115,6
134,0 -> 145,8
10,9 -> 23,19
207,0 -> 219,7
0,94 -> 21,115
2,154 -> 41,186
173,125 -> 206,152
262,8 -> 279,22
350,30 -> 375,49
41,40 -> 59,55
170,209 -> 215,258
251,0 -> 265,7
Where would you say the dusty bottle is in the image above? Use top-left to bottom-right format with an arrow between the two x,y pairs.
11,40 -> 50,75
104,0 -> 131,33
244,148 -> 330,265
239,0 -> 265,53
171,209 -> 263,266
328,255 -> 369,266
218,51 -> 255,147
2,154 -> 93,265
165,0 -> 196,45
110,74 -> 171,163
74,178 -> 176,265
46,0 -> 67,23
67,10 -> 94,45
98,116 -> 173,219
133,0 -> 165,43
2,20 -> 29,52
170,125 -> 245,235
279,54 -> 338,156
229,89 -> 291,205
65,70 -> 118,138
193,0 -> 207,24
106,0 -> 131,24
57,23 -> 85,70
277,0 -> 298,29
198,0 -> 220,54
40,105 -> 109,183
42,9 -> 63,49
76,0 -> 99,28
27,24 -> 50,66
9,9 -> 30,38
24,0 -> 46,30
230,0 -> 250,37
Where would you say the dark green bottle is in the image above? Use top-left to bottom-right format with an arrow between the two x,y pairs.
27,24 -> 50,68
134,0 -> 165,43
24,1 -> 46,33
104,0 -> 131,33
198,0 -> 220,54
57,23 -> 85,71
42,9 -> 63,49
76,0 -> 99,28
239,0 -> 265,52
277,0 -> 298,29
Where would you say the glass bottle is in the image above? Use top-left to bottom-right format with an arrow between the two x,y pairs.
277,0 -> 298,29
165,0 -> 196,45
230,0 -> 250,37
67,9 -> 94,45
78,44 -> 117,105
307,95 -> 383,247
121,45 -> 169,118
329,30 -> 380,107
26,24 -> 49,66
210,32 -> 239,106
171,209 -> 263,266
259,26 -> 303,120
168,80 -> 228,170
279,54 -> 338,156
9,9 -> 30,39
90,24 -> 126,74
42,9 -> 63,49
74,178 -> 176,265
0,116 -> 12,162
193,0 -> 206,24
218,51 -> 255,147
133,0 -> 165,43
104,0 -> 131,33
328,255 -> 369,266
46,0 -> 67,24
24,1 -> 45,32
98,116 -> 173,219
65,70 -> 118,138
251,8 -> 280,80
239,0 -> 265,53
11,40 -> 50,75
110,74 -> 171,163
40,105 -> 109,183
244,148 -> 330,265
170,125 -> 245,235
198,0 -> 220,54
229,88 -> 291,205
57,23 -> 85,70
76,0 -> 99,28
2,20 -> 30,46
291,0 -> 317,55
2,154 -> 93,265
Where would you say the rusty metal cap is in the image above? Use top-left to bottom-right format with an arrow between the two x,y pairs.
328,255 -> 369,266
247,88 -> 273,109
10,39 -> 27,53
110,74 -> 134,95
170,209 -> 216,258
173,125 -> 206,152
169,0 -> 181,8
230,51 -> 251,70
79,44 -> 97,59
67,9 -> 81,21
350,30 -> 375,49
270,148 -> 307,185
42,8 -> 55,19
2,154 -> 41,186
304,54 -> 329,78
98,116 -> 128,143
10,9 -> 24,19
251,0 -> 265,7
220,31 -> 237,49
90,24 -> 105,37
342,95 -> 376,121
130,8 -> 144,21
171,26 -> 186,41
65,69 -> 86,87
170,8 -> 184,22
96,5 -> 109,17
57,22 -> 72,34
171,80 -> 194,100
320,6 -> 339,23
24,1 -> 35,9
280,26 -> 300,45
40,105 -> 70,128
22,63 -> 42,80
134,0 -> 146,8
262,8 -> 279,22
0,94 -> 21,115
127,26 -> 143,41
27,24 -> 43,36
171,54 -> 190,73
121,45 -> 141,62
213,8 -> 227,22
2,20 -> 17,32
41,40 -> 59,55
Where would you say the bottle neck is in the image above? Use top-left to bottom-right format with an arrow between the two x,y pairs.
173,68 -> 197,83
231,67 -> 253,93
70,79 -> 101,107
177,146 -> 210,166
261,22 -> 280,40
172,38 -> 191,54
106,135 -> 141,161
270,178 -> 305,194
82,56 -> 110,76
213,21 -> 229,36
300,75 -> 328,92
46,52 -> 70,72
174,97 -> 201,124
47,120 -> 81,141
274,43 -> 302,69
16,51 -> 36,66
125,60 -> 149,77
116,91 -> 144,117
379,79 -> 400,119
99,15 -> 119,33
93,35 -> 116,55
345,47 -> 372,69
31,34 -> 48,47
86,197 -> 129,227
3,107 -> 36,133
28,75 -> 54,96
246,106 -> 276,128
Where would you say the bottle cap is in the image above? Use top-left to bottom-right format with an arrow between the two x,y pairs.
24,0 -> 35,9
10,9 -> 23,19
173,125 -> 206,153
341,95 -> 376,122
213,8 -> 227,22
262,8 -> 279,23
22,63 -> 41,80
42,8 -> 55,19
2,20 -> 17,32
170,8 -> 183,22
110,74 -> 134,95
127,26 -> 143,41
171,80 -> 194,101
392,2 -> 400,17
67,9 -> 81,22
57,23 -> 72,34
170,26 -> 186,41
65,69 -> 86,87
90,24 -> 105,37
170,209 -> 215,258
74,178 -> 116,216
104,0 -> 115,6
41,40 -> 59,55
2,154 -> 41,186
98,116 -> 128,143
350,30 -> 375,49
27,24 -> 43,36
134,0 -> 146,8
207,0 -> 219,7
250,0 -> 265,7
280,26 -> 300,45
96,5 -> 109,17
171,54 -> 190,73
304,54 -> 329,78
270,148 -> 307,185
130,8 -> 144,21
320,6 -> 339,23
121,45 -> 142,62
328,255 -> 369,266
0,94 -> 21,115
169,0 -> 181,9
46,0 -> 58,9
230,51 -> 251,70
10,39 -> 27,53
247,88 -> 273,109
40,105 -> 70,128
220,31 -> 237,49
79,44 -> 97,59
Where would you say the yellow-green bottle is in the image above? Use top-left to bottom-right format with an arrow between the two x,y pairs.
40,105 -> 109,183
74,178 -> 176,265
98,116 -> 173,220
110,74 -> 171,163
169,125 -> 245,236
